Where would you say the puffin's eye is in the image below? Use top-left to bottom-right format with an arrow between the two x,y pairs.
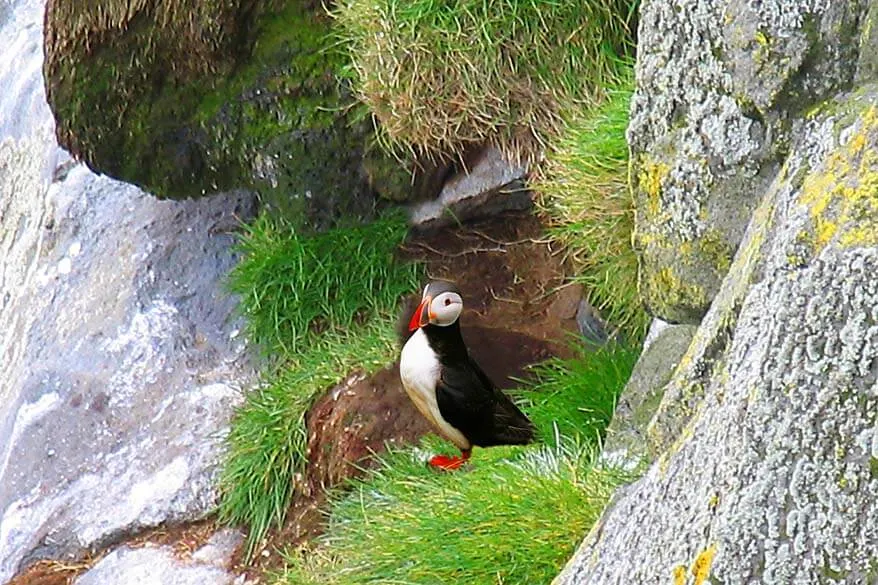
444,298 -> 451,306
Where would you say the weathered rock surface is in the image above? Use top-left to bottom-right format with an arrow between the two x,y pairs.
75,530 -> 244,585
629,0 -> 866,322
557,82 -> 878,583
42,0 -> 421,219
410,146 -> 530,228
600,320 -> 697,470
1,0 -> 256,580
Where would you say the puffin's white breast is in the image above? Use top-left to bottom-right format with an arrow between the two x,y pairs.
399,328 -> 470,450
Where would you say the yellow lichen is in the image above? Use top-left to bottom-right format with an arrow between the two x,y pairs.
691,545 -> 717,585
799,105 -> 878,252
639,158 -> 670,218
673,564 -> 688,585
645,266 -> 708,313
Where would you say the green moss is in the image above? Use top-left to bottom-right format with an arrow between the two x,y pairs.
45,0 -> 259,198
45,0 -> 414,208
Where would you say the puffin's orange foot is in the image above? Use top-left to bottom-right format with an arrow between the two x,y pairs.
428,450 -> 471,471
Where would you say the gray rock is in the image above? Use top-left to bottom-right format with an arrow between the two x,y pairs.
75,536 -> 243,585
556,83 -> 878,584
600,321 -> 697,470
575,300 -> 610,345
0,0 -> 256,580
190,528 -> 245,566
629,0 -> 866,323
410,146 -> 530,227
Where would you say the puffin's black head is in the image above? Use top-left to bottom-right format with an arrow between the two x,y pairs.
408,280 -> 464,331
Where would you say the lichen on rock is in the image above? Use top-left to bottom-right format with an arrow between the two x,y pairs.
629,0 -> 865,323
556,83 -> 878,585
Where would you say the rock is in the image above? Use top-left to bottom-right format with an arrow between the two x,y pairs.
0,1 -> 256,579
556,82 -> 878,583
629,0 -> 864,323
410,146 -> 530,228
600,320 -> 697,470
75,532 -> 244,585
575,300 -> 610,344
42,0 -> 416,217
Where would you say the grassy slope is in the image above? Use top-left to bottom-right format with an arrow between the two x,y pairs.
218,0 -> 646,574
280,344 -> 638,585
535,73 -> 649,341
219,212 -> 420,553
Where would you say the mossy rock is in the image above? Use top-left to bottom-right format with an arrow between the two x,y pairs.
43,0 -> 419,222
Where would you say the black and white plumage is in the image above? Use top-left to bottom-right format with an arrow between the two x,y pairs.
399,280 -> 534,470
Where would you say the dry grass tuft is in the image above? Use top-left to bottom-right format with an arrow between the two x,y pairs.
333,0 -> 636,163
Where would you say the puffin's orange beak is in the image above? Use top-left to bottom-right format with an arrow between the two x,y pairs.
408,296 -> 433,331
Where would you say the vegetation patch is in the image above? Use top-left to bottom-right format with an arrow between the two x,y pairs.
280,343 -> 638,584
516,343 -> 640,445
333,0 -> 636,161
219,211 -> 420,554
534,74 -> 649,340
226,212 -> 419,356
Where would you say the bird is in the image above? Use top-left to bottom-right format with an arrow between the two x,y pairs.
399,280 -> 535,470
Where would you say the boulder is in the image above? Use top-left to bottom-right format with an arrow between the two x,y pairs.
409,146 -> 530,228
42,0 -> 422,221
0,1 -> 257,579
629,0 -> 865,322
557,82 -> 878,583
74,530 -> 244,585
600,320 -> 697,470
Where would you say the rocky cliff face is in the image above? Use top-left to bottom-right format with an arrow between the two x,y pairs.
1,0 -> 255,580
558,0 -> 878,582
629,0 -> 866,323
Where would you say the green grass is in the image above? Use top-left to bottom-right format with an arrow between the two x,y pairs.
219,211 -> 421,554
278,343 -> 638,585
333,0 -> 636,161
226,212 -> 420,356
516,343 -> 640,447
534,72 -> 649,341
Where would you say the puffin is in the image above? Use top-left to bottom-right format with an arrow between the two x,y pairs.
399,280 -> 535,470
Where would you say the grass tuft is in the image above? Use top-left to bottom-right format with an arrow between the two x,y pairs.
226,212 -> 420,356
219,211 -> 421,555
279,343 -> 637,584
534,71 -> 649,341
517,342 -> 640,447
332,0 -> 636,162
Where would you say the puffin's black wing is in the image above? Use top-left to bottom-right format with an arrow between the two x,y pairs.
436,357 -> 534,448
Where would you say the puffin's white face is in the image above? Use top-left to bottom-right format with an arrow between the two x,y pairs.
408,282 -> 464,330
427,290 -> 463,326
